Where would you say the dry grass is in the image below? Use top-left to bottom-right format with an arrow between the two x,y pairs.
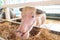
0,21 -> 60,40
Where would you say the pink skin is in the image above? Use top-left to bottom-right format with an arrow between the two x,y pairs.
16,12 -> 36,39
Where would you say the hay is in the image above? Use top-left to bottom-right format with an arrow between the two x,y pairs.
0,22 -> 60,40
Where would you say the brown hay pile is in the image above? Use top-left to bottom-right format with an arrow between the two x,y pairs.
0,22 -> 60,40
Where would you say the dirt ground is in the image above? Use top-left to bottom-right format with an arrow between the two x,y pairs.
0,19 -> 60,40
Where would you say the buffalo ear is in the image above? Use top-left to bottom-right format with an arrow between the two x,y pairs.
36,9 -> 45,14
19,8 -> 23,11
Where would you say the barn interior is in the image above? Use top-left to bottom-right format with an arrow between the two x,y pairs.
0,0 -> 60,40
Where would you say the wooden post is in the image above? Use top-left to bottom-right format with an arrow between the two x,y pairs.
4,0 -> 11,21
5,8 -> 11,21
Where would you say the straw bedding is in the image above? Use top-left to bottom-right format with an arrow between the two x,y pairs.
0,22 -> 60,40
